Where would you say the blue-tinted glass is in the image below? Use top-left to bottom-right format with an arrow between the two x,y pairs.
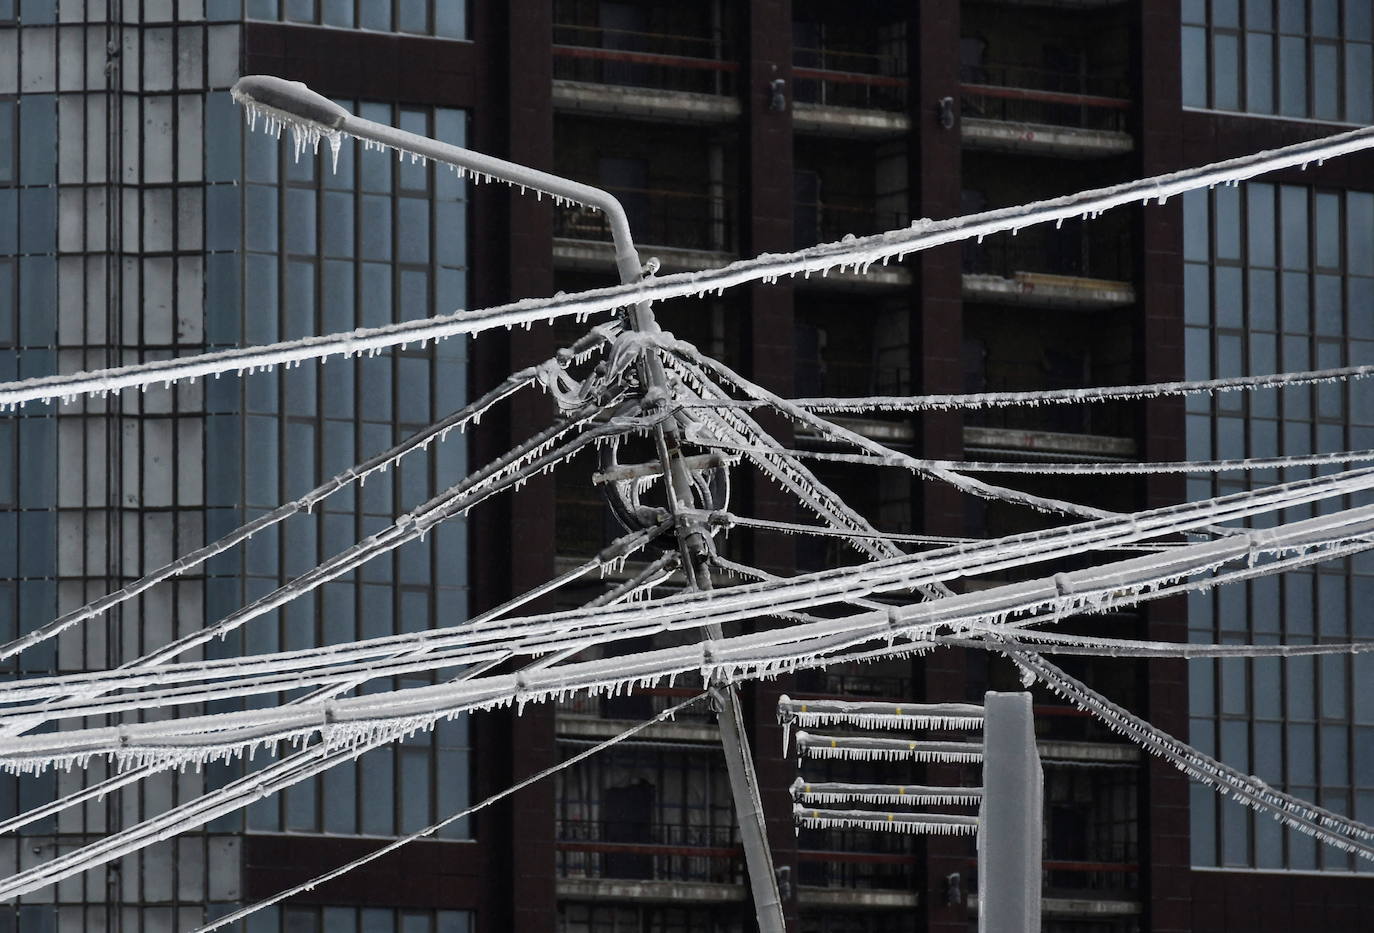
1354,1 -> 1374,38
323,192 -> 355,258
397,355 -> 429,425
1347,43 -> 1373,124
1215,266 -> 1243,328
1218,333 -> 1243,378
397,0 -> 428,35
1281,186 -> 1309,269
1315,192 -> 1341,269
1190,658 -> 1214,715
360,262 -> 391,327
1214,0 -> 1241,27
285,259 -> 316,340
1322,725 -> 1349,789
1311,0 -> 1339,34
322,0 -> 353,26
245,416 -> 279,506
285,188 -> 317,255
0,102 -> 13,182
1278,0 -> 1304,31
1249,269 -> 1277,331
1246,184 -> 1275,266
360,196 -> 392,260
1249,332 -> 1276,380
18,94 -> 55,185
17,256 -> 56,346
399,747 -> 429,832
284,0 -> 314,22
1220,656 -> 1247,713
1220,796 -> 1250,866
205,94 -> 242,183
435,1 -> 466,38
0,190 -> 15,255
284,358 -> 317,417
244,253 -> 279,344
1282,271 -> 1309,332
1245,0 -> 1273,29
360,0 -> 391,31
1358,726 -> 1374,780
322,259 -> 356,333
1215,185 -> 1242,261
1187,410 -> 1213,458
285,775 -> 317,831
361,908 -> 393,933
360,356 -> 393,427
1279,35 -> 1308,116
1319,573 -> 1348,637
206,185 -> 241,253
16,187 -> 54,255
16,416 -> 53,503
1251,416 -> 1278,456
399,268 -> 429,322
436,201 -> 466,266
1183,0 -> 1206,24
1183,27 -> 1209,108
246,185 -> 279,253
246,0 -> 278,17
1246,32 -> 1275,113
1315,274 -> 1343,336
360,746 -> 394,835
397,198 -> 430,264
1351,194 -> 1374,278
1289,654 -> 1316,720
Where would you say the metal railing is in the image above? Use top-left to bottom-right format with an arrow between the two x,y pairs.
552,23 -> 737,96
793,46 -> 908,111
556,820 -> 744,884
554,184 -> 737,254
960,62 -> 1131,132
796,846 -> 918,890
962,223 -> 1133,282
793,202 -> 908,250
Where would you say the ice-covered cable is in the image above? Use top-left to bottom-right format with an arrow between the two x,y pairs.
790,779 -> 983,807
1012,651 -> 1374,856
9,124 -> 1373,408
956,630 -> 1374,658
4,471 -> 1372,723
795,732 -> 984,763
191,693 -> 706,933
777,361 -> 1374,413
0,326 -> 613,663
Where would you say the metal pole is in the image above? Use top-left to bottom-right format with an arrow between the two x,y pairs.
979,691 -> 1042,933
230,77 -> 786,933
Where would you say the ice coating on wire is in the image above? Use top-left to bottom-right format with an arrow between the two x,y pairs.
8,123 -> 1374,408
777,697 -> 985,731
790,778 -> 983,807
796,733 -> 984,763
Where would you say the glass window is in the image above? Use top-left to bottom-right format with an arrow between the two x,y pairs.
1183,27 -> 1209,108
1213,33 -> 1241,110
1279,35 -> 1308,117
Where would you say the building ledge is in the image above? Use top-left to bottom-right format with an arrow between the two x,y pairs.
792,101 -> 911,138
553,237 -> 735,275
552,79 -> 741,124
962,271 -> 1135,310
1038,739 -> 1141,764
797,416 -> 915,447
962,425 -> 1137,458
965,894 -> 1141,916
557,877 -> 745,904
797,886 -> 919,909
961,117 -> 1133,159
556,713 -> 720,744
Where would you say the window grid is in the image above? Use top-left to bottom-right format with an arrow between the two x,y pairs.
1185,182 -> 1374,871
228,0 -> 467,38
204,96 -> 472,842
1182,0 -> 1374,123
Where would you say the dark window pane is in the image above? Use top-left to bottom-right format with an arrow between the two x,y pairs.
1245,32 -> 1274,113
1245,0 -> 1273,30
1347,42 -> 1373,124
1212,33 -> 1240,109
1279,35 -> 1308,116
1183,27 -> 1209,108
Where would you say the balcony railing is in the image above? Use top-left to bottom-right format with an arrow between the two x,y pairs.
554,184 -> 736,254
552,24 -> 738,96
793,202 -> 907,250
797,828 -> 918,890
960,62 -> 1131,132
556,820 -> 743,884
793,46 -> 908,111
962,224 -> 1133,282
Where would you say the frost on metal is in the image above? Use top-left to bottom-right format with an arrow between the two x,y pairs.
795,732 -> 984,764
793,805 -> 980,836
790,778 -> 983,807
777,696 -> 985,731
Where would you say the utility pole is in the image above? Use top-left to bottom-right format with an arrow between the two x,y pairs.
979,691 -> 1043,933
230,76 -> 786,933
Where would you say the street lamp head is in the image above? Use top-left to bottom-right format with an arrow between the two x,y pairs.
231,75 -> 350,130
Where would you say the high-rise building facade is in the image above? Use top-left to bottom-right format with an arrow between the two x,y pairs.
1,1 -> 1372,932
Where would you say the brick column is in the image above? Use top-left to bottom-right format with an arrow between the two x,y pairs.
742,3 -> 800,930
908,4 -> 972,931
1137,5 -> 1191,933
469,2 -> 558,931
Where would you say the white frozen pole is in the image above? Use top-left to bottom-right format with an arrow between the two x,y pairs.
979,691 -> 1042,933
230,76 -> 785,933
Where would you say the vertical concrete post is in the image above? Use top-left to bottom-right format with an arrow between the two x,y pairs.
979,691 -> 1042,933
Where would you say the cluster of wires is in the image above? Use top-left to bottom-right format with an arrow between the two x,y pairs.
2,110 -> 1374,923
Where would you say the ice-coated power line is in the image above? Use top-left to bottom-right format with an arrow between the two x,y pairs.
1013,651 -> 1374,856
0,325 -> 614,662
2,468 -> 1369,725
5,498 -> 1372,768
7,124 -> 1374,408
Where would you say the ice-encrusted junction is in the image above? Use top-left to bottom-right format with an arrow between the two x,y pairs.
1,74 -> 1373,928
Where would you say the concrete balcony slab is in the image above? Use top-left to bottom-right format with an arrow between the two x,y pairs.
962,117 -> 1133,158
